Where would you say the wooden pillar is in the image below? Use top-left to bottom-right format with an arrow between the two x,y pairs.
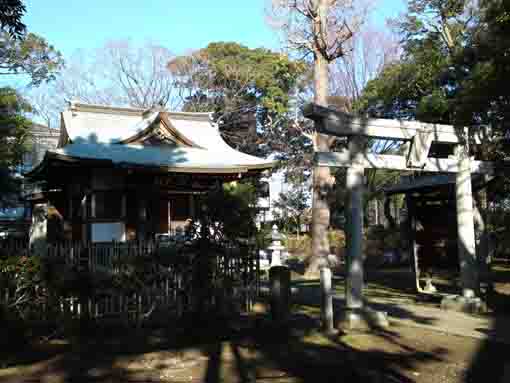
455,143 -> 478,298
406,194 -> 421,291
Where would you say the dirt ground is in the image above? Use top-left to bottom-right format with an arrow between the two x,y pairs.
1,261 -> 509,383
0,311 -> 509,383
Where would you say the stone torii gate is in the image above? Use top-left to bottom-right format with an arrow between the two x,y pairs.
304,103 -> 494,324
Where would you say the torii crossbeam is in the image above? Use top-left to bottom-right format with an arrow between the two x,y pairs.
304,103 -> 495,322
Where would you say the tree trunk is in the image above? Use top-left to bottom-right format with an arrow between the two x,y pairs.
308,0 -> 335,333
306,52 -> 332,277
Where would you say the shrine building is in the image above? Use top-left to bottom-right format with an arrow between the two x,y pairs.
26,101 -> 273,243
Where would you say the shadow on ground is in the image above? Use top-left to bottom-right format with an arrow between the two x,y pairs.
292,277 -> 438,326
0,310 -> 452,383
2,262 -> 510,383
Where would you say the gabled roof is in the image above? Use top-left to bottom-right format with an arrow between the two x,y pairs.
29,102 -> 273,177
60,102 -> 208,146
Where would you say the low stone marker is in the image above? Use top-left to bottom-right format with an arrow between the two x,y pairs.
269,265 -> 291,324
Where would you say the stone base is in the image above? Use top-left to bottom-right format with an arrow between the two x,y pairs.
440,294 -> 486,314
336,307 -> 389,331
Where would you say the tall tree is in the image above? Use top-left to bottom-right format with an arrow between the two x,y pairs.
0,87 -> 32,205
28,40 -> 178,127
168,42 -> 305,155
0,0 -> 62,203
330,24 -> 400,111
453,0 -> 510,134
0,0 -> 62,87
356,0 -> 478,123
268,0 -> 366,269
269,0 -> 368,332
98,40 -> 178,108
328,23 -> 401,223
0,32 -> 63,86
273,184 -> 311,238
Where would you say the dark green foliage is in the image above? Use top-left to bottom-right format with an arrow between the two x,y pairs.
0,87 -> 32,204
0,0 -> 25,38
355,0 -> 460,123
452,0 -> 510,133
0,254 -> 46,320
357,0 -> 510,144
273,185 -> 310,234
0,32 -> 64,86
200,181 -> 259,242
169,42 -> 305,155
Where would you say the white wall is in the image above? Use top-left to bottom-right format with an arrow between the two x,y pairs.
91,222 -> 126,242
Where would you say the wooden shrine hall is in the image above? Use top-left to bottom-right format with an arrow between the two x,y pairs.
26,101 -> 273,245
384,174 -> 495,294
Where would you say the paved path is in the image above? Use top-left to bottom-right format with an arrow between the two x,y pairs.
332,295 -> 510,344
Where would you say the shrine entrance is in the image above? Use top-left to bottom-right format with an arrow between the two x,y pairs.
304,103 -> 496,321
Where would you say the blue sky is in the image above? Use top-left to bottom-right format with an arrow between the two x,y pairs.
23,0 -> 406,58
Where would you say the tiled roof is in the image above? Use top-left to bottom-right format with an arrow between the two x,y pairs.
40,102 -> 273,173
53,142 -> 271,172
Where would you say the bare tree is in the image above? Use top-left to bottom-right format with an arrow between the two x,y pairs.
329,24 -> 400,110
329,25 -> 401,222
268,0 -> 370,333
99,40 -> 178,108
27,85 -> 62,129
26,40 -> 179,126
168,51 -> 213,112
54,49 -> 127,106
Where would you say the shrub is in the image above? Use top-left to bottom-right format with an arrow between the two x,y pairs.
283,234 -> 311,255
328,230 -> 346,249
0,255 -> 46,320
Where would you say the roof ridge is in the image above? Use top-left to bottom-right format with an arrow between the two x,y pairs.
68,100 -> 148,116
165,111 -> 213,122
67,101 -> 214,122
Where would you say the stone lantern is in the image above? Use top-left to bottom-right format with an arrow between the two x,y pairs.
268,225 -> 285,267
267,224 -> 291,325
